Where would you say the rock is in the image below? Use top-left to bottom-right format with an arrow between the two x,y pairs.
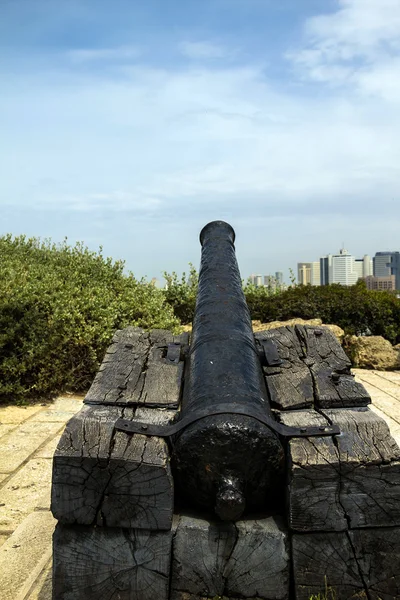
321,323 -> 345,343
346,335 -> 400,370
251,318 -> 322,332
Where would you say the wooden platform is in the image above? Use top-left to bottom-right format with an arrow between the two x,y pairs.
50,326 -> 400,600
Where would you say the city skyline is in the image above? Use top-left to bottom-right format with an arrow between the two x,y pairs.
249,248 -> 400,289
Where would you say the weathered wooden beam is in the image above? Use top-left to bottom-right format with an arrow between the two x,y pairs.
51,404 -> 175,530
84,327 -> 187,408
53,523 -> 172,600
296,325 -> 370,408
255,327 -> 314,410
278,409 -> 347,532
293,528 -> 400,600
292,531 -> 366,600
322,407 -> 400,528
349,527 -> 400,599
170,514 -> 290,600
281,406 -> 400,531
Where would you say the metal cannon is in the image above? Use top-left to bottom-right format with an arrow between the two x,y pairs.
115,220 -> 339,521
54,222 -> 400,600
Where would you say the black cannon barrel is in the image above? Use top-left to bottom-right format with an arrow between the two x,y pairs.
172,221 -> 285,521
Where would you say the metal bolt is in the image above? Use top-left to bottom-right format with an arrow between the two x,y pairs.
331,372 -> 341,383
314,330 -> 323,336
141,424 -> 148,431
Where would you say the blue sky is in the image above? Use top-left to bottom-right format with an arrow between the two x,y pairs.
1,0 -> 399,282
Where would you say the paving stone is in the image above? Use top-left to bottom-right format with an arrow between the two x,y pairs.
356,370 -> 400,400
0,424 -> 18,439
0,533 -> 9,547
0,511 -> 55,600
370,404 -> 400,447
0,421 -> 63,474
0,459 -> 53,531
0,474 -> 8,485
26,559 -> 52,600
34,432 -> 65,458
31,396 -> 84,422
0,404 -> 44,424
373,370 -> 400,384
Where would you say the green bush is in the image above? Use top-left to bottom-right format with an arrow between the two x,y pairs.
163,265 -> 400,344
163,264 -> 198,324
0,235 -> 180,403
247,280 -> 400,344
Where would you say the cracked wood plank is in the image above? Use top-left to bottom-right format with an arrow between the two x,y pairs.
292,531 -> 366,600
322,407 -> 400,528
350,527 -> 400,600
51,404 -> 175,530
296,325 -> 370,408
255,328 -> 314,410
84,327 -> 188,407
170,515 -> 289,600
53,523 -> 172,600
278,410 -> 347,532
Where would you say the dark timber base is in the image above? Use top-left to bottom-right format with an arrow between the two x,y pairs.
51,326 -> 400,599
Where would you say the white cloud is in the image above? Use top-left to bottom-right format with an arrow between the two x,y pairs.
67,46 -> 140,63
289,0 -> 400,101
2,58 -> 399,221
32,191 -> 161,213
180,40 -> 230,60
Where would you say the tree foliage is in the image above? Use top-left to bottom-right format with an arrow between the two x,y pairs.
247,280 -> 400,344
0,234 -> 179,403
163,265 -> 400,344
163,264 -> 198,324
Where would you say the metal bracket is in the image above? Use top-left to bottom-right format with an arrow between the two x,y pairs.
114,402 -> 340,439
166,342 -> 181,364
259,339 -> 283,367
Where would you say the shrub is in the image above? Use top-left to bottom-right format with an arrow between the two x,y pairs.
163,264 -> 198,324
0,235 -> 180,403
248,280 -> 400,344
163,265 -> 400,345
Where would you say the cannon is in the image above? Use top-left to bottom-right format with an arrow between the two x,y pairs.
114,220 -> 338,521
51,221 -> 400,600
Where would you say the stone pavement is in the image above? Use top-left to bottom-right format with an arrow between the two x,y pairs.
0,371 -> 400,600
0,395 -> 84,600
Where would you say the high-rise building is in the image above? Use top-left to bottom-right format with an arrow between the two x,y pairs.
249,274 -> 263,287
390,252 -> 400,290
354,255 -> 373,279
320,255 -> 332,286
298,262 -> 321,286
331,249 -> 359,286
373,251 -> 400,290
311,261 -> 320,286
297,263 -> 312,285
363,255 -> 373,277
373,252 -> 393,277
320,249 -> 368,286
364,276 -> 396,291
275,272 -> 283,285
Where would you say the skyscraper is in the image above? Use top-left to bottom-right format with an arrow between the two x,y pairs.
389,252 -> 400,290
373,251 -> 400,290
297,262 -> 321,286
297,263 -> 312,285
249,274 -> 263,287
320,249 -> 365,286
373,252 -> 393,277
